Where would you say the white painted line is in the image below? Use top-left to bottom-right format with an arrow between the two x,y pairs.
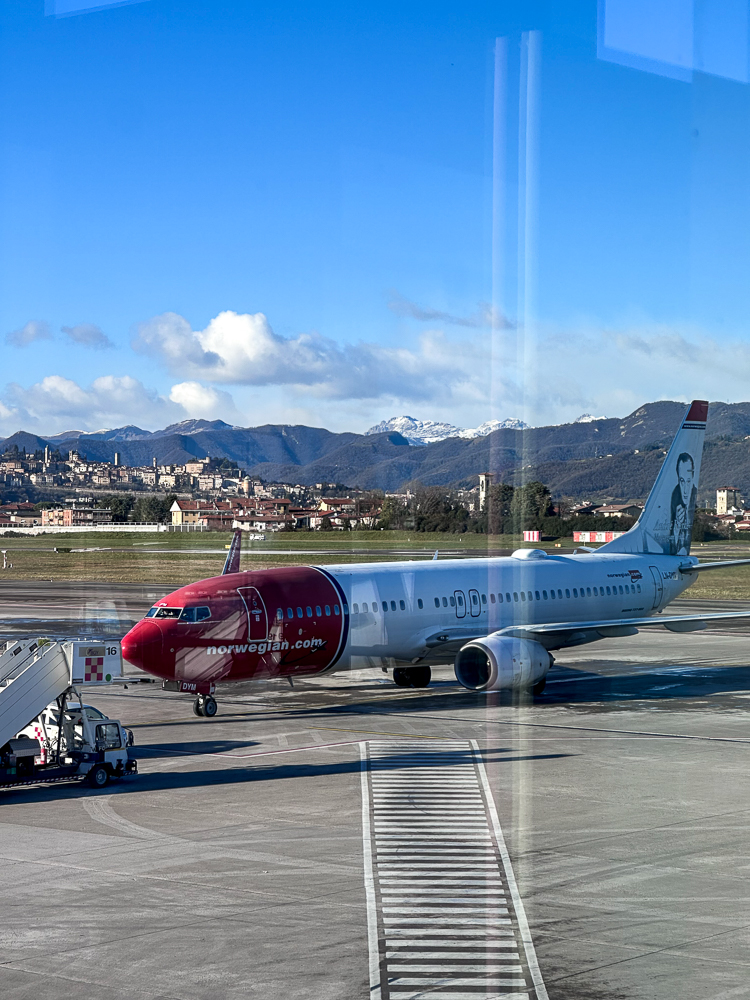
389,978 -> 528,987
386,951 -> 522,958
471,739 -> 548,1000
360,741 -> 382,1000
385,928 -> 516,937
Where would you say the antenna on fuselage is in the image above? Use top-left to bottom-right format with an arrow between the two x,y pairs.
222,528 -> 243,575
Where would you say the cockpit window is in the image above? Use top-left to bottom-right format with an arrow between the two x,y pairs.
179,606 -> 211,622
151,607 -> 183,619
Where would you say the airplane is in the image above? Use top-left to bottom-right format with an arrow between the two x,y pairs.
121,400 -> 750,717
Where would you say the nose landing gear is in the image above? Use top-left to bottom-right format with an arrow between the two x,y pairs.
193,694 -> 218,718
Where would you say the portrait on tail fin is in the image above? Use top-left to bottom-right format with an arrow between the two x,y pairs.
669,452 -> 697,556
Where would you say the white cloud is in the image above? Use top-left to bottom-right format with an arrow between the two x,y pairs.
387,292 -> 512,329
62,323 -> 114,349
0,375 -> 240,436
168,382 -> 241,422
132,310 -> 486,402
3,314 -> 748,439
6,320 -> 52,347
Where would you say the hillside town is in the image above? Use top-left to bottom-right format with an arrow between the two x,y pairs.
0,443 -> 748,538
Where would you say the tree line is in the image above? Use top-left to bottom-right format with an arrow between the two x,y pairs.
377,482 -> 639,536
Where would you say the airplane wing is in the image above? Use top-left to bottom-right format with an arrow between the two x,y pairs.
221,528 -> 242,575
424,610 -> 750,653
497,610 -> 750,649
680,559 -> 750,572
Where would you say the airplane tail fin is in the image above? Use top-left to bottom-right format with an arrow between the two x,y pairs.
222,528 -> 242,574
600,400 -> 708,556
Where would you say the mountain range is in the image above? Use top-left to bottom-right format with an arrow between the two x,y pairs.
3,401 -> 750,501
364,415 -> 529,445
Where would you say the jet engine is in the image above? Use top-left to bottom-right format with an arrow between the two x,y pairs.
454,635 -> 551,692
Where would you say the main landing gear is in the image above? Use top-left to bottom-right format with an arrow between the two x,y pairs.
393,666 -> 432,688
193,694 -> 218,717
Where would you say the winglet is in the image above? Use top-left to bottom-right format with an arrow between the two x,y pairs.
222,528 -> 242,575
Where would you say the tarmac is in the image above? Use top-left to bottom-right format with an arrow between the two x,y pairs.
1,582 -> 750,998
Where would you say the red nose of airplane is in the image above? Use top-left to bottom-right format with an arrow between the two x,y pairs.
122,620 -> 163,674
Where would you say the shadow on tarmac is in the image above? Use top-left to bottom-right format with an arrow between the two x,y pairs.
130,738 -> 261,758
541,663 -> 750,707
0,746 -> 575,803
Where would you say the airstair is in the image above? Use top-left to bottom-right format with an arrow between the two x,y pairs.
0,639 -> 72,751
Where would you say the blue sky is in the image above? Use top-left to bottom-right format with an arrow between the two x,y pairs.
2,0 -> 750,434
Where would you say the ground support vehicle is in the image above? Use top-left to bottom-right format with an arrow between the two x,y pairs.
0,638 -> 136,790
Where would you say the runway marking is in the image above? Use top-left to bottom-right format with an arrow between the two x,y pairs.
360,739 -> 547,1000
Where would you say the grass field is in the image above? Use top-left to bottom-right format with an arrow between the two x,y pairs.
1,531 -> 750,598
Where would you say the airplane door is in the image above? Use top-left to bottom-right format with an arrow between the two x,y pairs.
454,590 -> 466,618
648,566 -> 663,609
237,587 -> 268,640
468,589 -> 481,617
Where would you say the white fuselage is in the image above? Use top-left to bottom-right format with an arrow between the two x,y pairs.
326,550 -> 693,669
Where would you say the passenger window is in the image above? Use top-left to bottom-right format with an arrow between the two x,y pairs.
442,597 -> 448,607
352,603 -> 359,614
390,600 -> 397,611
624,584 -> 629,594
565,589 -> 570,599
490,593 -> 495,603
606,586 -> 611,595
325,605 -> 331,615
550,590 -> 555,599
586,588 -> 591,597
542,590 -> 547,599
297,607 -> 303,618
434,597 -> 440,608
498,593 -> 503,603
417,599 -> 423,609
619,585 -> 624,595
535,591 -> 540,601
573,589 -> 578,598
334,605 -> 340,615
363,602 -> 369,612
593,587 -> 598,596
457,594 -> 464,606
450,596 -> 455,606
276,608 -> 283,621
314,606 -> 321,617
306,606 -> 313,617
481,594 -> 487,604
383,601 -> 388,612
513,592 -> 519,602
471,593 -> 479,605
637,583 -> 641,593
558,590 -> 563,599
506,593 -> 511,603
399,600 -> 405,611
287,607 -> 294,619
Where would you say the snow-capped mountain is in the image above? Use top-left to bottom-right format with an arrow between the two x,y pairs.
365,415 -> 529,446
574,414 -> 607,423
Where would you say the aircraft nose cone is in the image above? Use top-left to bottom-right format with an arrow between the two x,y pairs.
121,620 -> 163,673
